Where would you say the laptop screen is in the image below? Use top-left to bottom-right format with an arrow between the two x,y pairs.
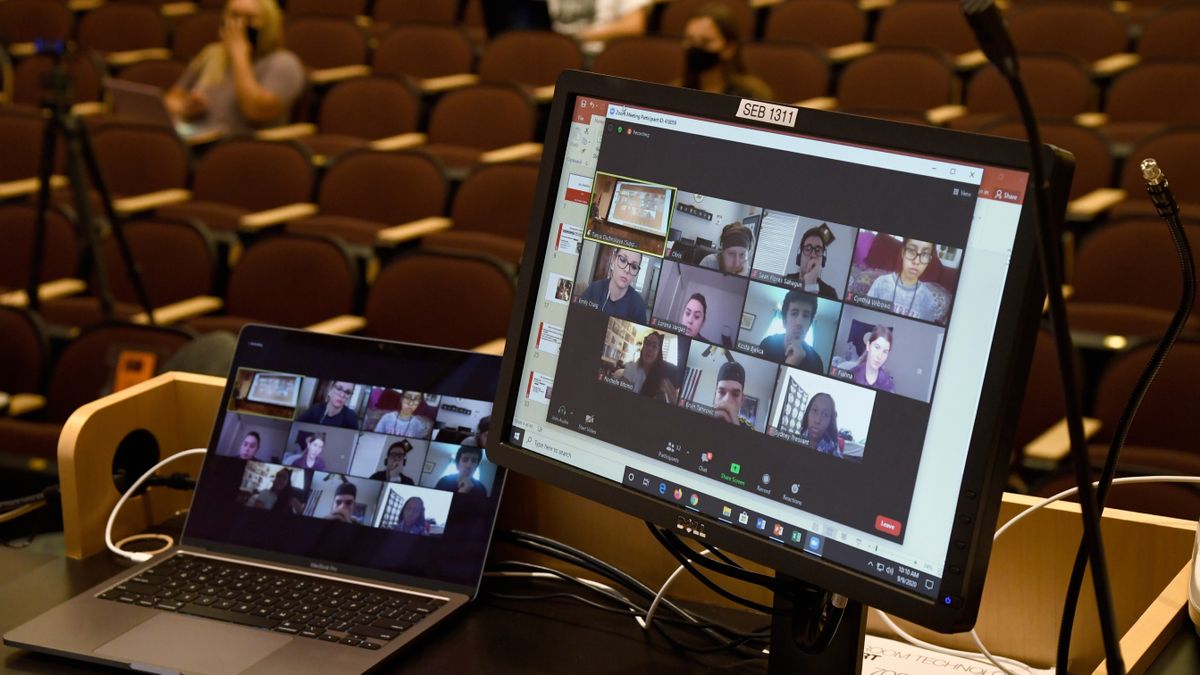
493,71 -> 1059,628
184,326 -> 504,596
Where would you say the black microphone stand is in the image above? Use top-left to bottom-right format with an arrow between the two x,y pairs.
27,41 -> 155,325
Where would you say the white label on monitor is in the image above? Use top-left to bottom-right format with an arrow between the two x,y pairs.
736,99 -> 797,128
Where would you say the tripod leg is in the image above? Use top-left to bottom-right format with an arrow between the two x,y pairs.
60,115 -> 116,322
28,107 -> 62,313
76,119 -> 156,324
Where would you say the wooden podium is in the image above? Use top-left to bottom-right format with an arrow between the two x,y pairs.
58,372 -> 1195,674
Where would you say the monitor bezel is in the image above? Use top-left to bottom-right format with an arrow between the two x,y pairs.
490,70 -> 1068,632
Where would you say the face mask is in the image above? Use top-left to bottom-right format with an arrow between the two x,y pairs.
685,46 -> 721,74
246,26 -> 260,49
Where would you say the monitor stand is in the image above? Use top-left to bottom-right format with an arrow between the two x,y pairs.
769,572 -> 866,674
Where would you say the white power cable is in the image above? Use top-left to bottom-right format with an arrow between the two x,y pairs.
104,447 -> 207,563
639,549 -> 715,630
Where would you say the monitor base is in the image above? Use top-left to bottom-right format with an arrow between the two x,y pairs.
769,572 -> 866,674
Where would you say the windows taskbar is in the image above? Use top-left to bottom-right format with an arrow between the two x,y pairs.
621,467 -> 947,605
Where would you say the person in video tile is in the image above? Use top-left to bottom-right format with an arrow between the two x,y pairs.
370,440 -> 416,484
374,390 -> 433,438
679,293 -> 708,339
712,360 -> 753,428
800,393 -> 842,457
866,239 -> 950,323
297,380 -> 359,429
786,224 -> 838,300
289,432 -> 326,470
619,331 -> 679,404
435,446 -> 489,497
237,431 -> 261,460
325,481 -> 361,523
699,222 -> 753,276
394,496 -> 428,535
846,325 -> 895,393
759,289 -> 824,373
251,467 -> 301,514
461,416 -> 489,448
579,248 -> 648,322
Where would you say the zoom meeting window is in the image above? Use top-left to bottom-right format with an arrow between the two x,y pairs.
512,96 -> 1027,599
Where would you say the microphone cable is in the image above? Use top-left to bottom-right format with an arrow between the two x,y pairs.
960,1 -> 1124,671
1054,160 -> 1196,673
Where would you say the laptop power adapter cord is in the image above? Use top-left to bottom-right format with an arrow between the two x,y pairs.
105,448 -> 207,563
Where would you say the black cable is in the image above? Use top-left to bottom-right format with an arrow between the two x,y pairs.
645,523 -> 782,615
960,4 -> 1124,671
0,484 -> 59,510
1055,161 -> 1195,673
655,526 -> 783,591
499,530 -> 768,651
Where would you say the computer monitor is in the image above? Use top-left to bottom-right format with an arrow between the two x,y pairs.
490,70 -> 1070,664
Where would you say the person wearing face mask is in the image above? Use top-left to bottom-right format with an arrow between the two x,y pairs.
164,0 -> 304,134
679,4 -> 772,99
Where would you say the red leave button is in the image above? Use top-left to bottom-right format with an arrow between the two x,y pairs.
875,515 -> 902,536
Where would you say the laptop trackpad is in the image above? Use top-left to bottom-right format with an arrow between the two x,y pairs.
95,613 -> 291,674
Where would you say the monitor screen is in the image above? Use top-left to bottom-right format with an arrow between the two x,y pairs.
491,71 -> 1065,631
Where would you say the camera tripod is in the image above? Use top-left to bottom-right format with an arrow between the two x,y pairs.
26,42 -> 154,324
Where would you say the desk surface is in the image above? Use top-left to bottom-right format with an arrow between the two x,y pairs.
2,535 -> 1197,674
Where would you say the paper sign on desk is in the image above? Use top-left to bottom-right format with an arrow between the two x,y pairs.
863,635 -> 1054,675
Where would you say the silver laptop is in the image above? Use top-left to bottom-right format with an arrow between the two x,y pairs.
5,325 -> 506,674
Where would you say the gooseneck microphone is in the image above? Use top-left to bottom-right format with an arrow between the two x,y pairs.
960,0 -> 1018,78
960,1 -> 1125,673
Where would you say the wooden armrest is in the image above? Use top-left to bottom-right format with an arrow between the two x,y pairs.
239,202 -> 318,231
0,175 -> 67,201
954,50 -> 988,71
419,73 -> 480,94
376,216 -> 453,245
106,48 -> 173,68
161,2 -> 197,17
748,0 -> 784,7
481,142 -> 542,164
858,0 -> 894,9
367,132 -> 427,151
113,188 -> 193,216
8,42 -> 36,57
1022,416 -> 1102,469
131,295 -> 223,325
70,101 -> 105,117
926,104 -> 967,126
306,314 -> 367,335
354,15 -> 372,28
254,123 -> 316,142
1074,112 -> 1108,128
473,338 -> 506,355
8,393 -> 47,418
67,0 -> 104,10
1042,284 -> 1073,313
184,127 -> 226,146
826,42 -> 875,64
531,84 -> 556,104
796,97 -> 837,111
1092,53 -> 1139,78
0,278 -> 87,307
1066,188 -> 1128,220
309,65 -> 370,86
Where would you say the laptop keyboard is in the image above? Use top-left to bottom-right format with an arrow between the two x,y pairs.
97,553 -> 447,651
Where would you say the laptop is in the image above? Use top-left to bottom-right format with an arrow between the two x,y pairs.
104,77 -> 215,140
5,325 -> 507,673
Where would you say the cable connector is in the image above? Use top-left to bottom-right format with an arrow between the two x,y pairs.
1142,158 -> 1180,220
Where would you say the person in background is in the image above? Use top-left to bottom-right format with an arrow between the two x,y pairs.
326,481 -> 361,523
786,224 -> 839,299
679,293 -> 708,341
374,391 -> 434,439
547,0 -> 652,46
865,238 -> 950,323
759,290 -> 824,373
289,432 -> 327,471
164,0 -> 304,134
711,360 -> 753,428
845,325 -> 896,393
579,248 -> 649,322
462,416 -> 490,448
679,3 -> 772,99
